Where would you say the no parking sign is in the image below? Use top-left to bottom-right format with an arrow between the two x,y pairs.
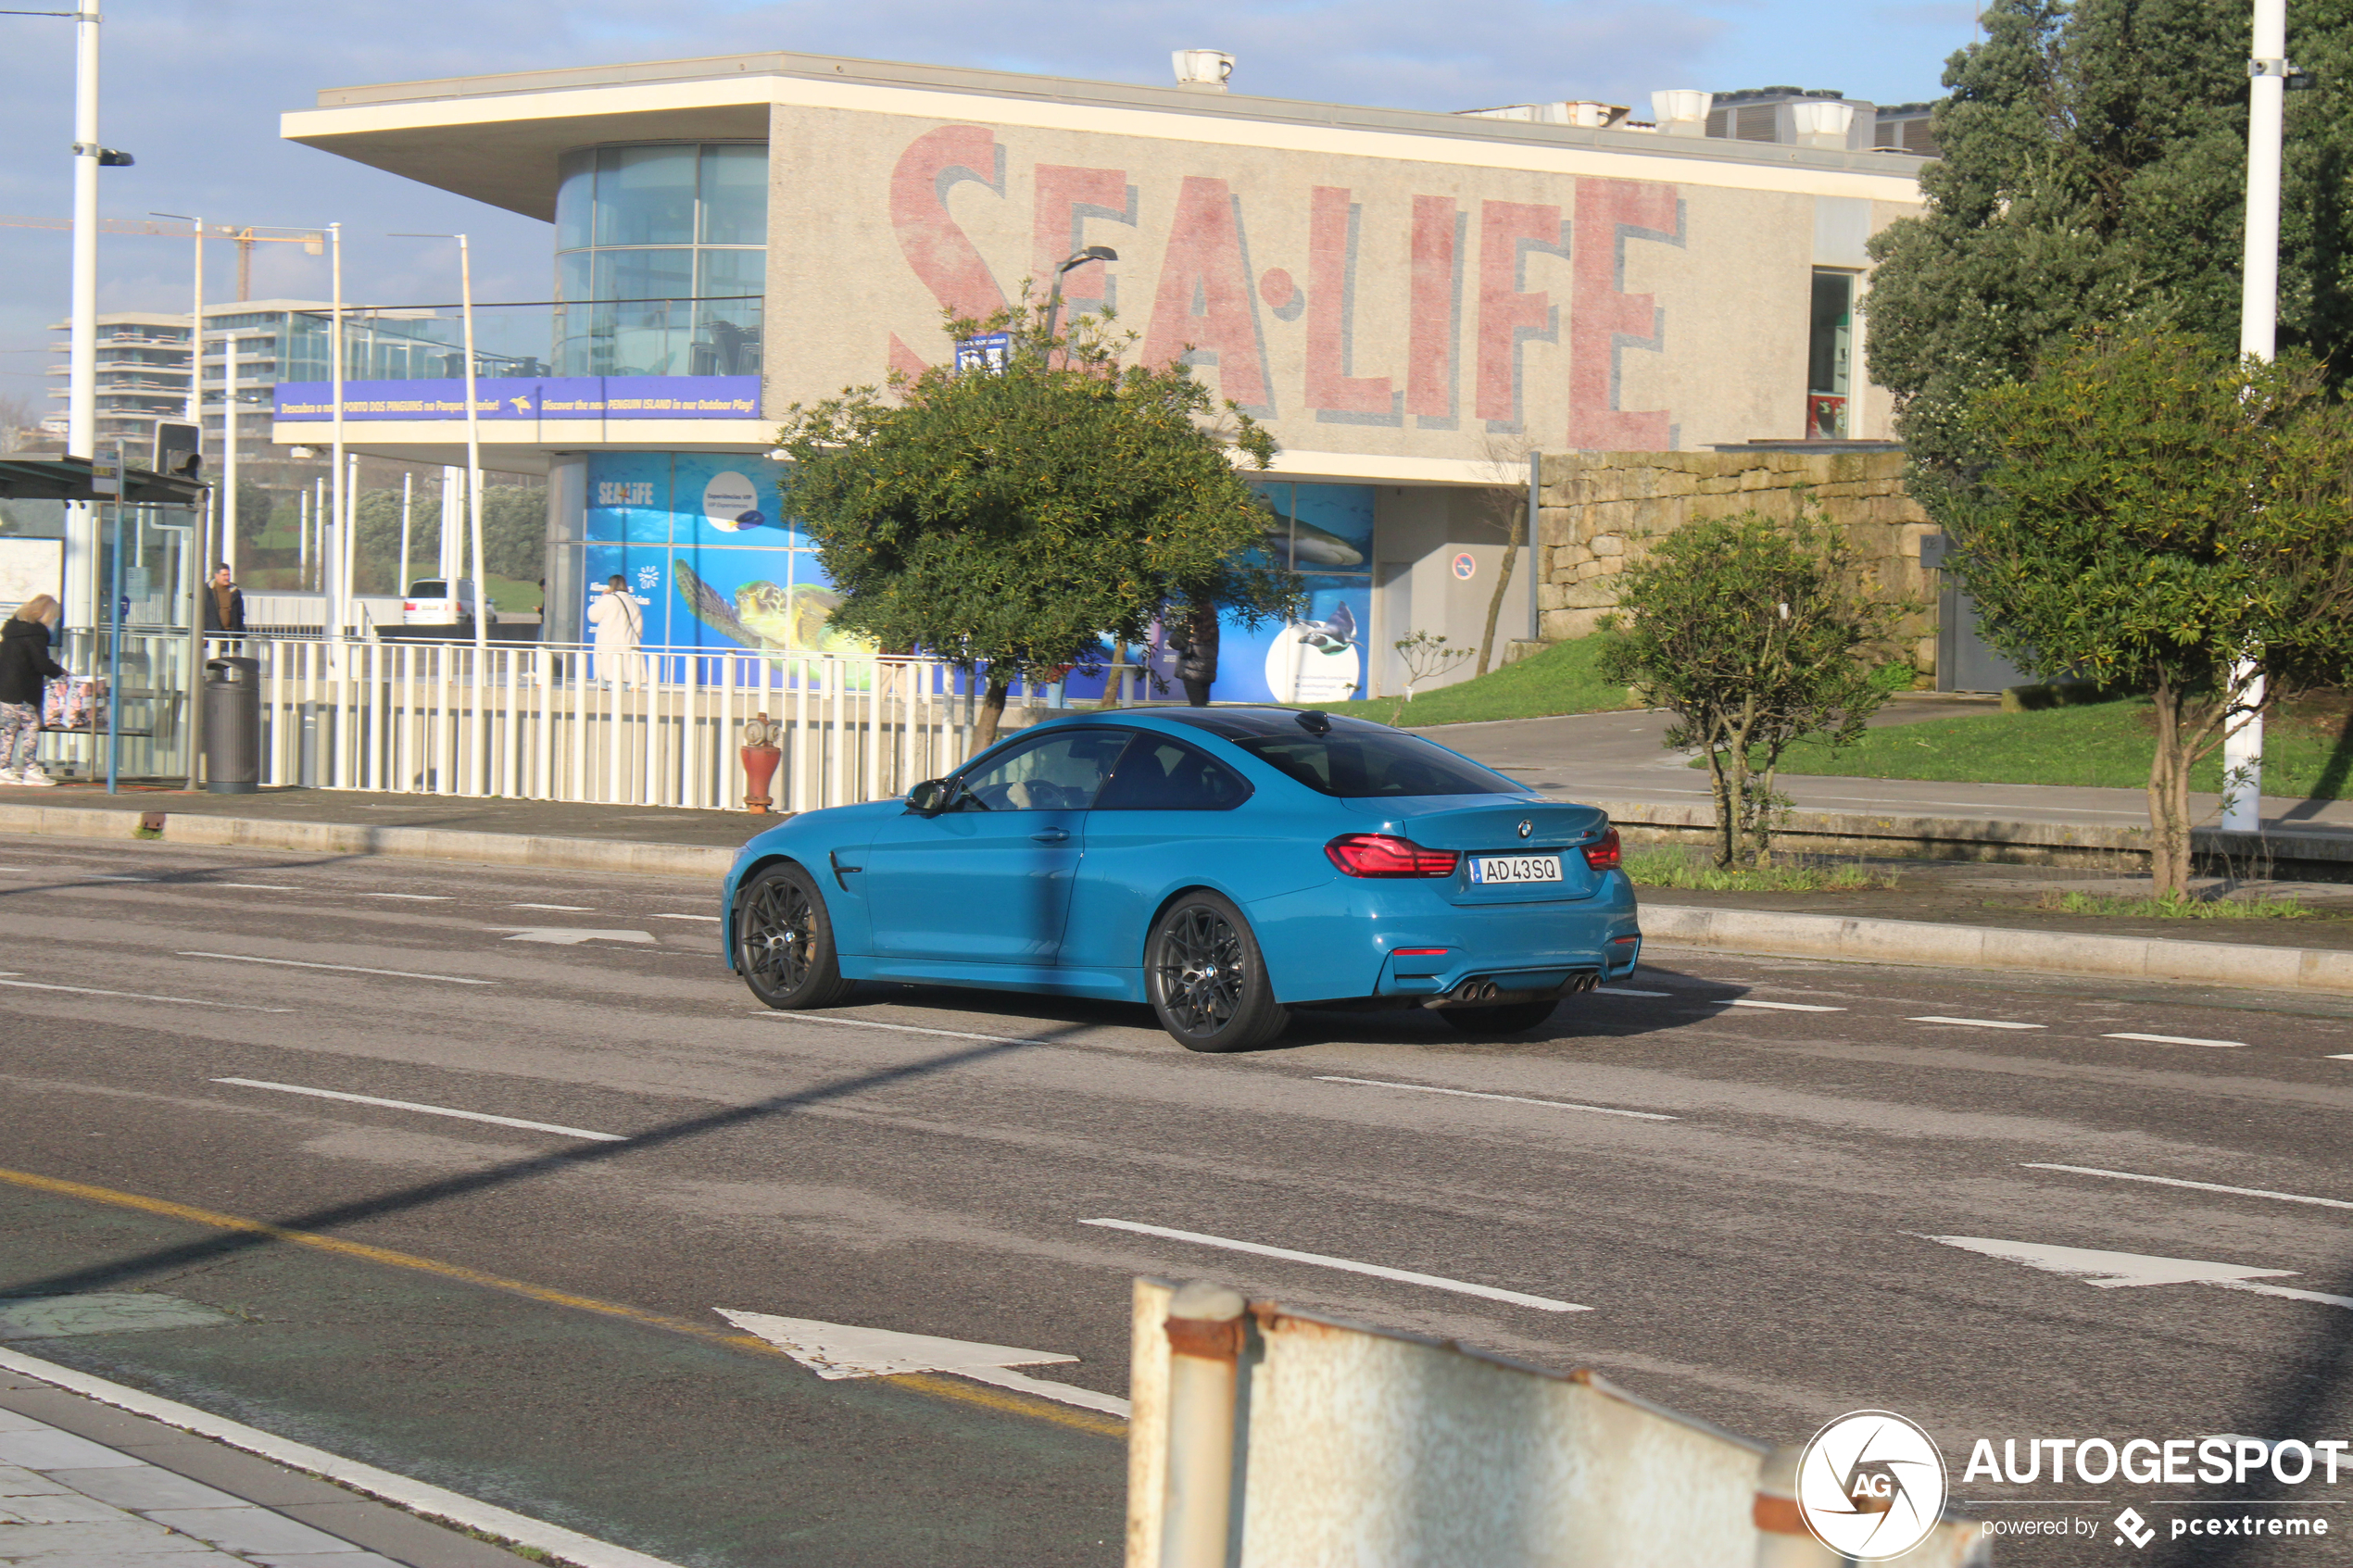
1451,551 -> 1477,581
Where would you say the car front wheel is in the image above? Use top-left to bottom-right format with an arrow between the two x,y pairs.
1146,892 -> 1290,1052
736,863 -> 856,1010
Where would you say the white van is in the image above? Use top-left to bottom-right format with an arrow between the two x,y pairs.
401,578 -> 498,629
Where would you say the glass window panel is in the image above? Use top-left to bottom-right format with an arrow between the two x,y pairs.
957,731 -> 1134,811
699,144 -> 769,245
693,250 -> 764,376
594,145 -> 697,246
556,150 -> 596,252
591,250 -> 695,376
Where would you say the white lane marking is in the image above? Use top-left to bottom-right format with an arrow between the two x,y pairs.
1924,1235 -> 2353,1311
717,1309 -> 1129,1418
2022,1163 -> 2353,1212
756,1012 -> 1066,1047
2104,1031 -> 2246,1048
360,893 -> 452,901
1593,987 -> 1672,997
1315,1075 -> 1676,1122
214,884 -> 298,892
1908,1015 -> 2045,1030
0,975 -> 290,1012
492,927 -> 656,946
210,1078 -> 624,1141
180,951 -> 497,985
2330,1054 -> 2353,1061
1079,1218 -> 1589,1313
511,903 -> 595,911
652,913 -> 722,922
1722,998 -> 1845,1013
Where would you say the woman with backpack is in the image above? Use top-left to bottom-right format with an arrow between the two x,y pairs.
0,594 -> 67,786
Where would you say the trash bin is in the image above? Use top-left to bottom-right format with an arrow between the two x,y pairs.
202,657 -> 261,794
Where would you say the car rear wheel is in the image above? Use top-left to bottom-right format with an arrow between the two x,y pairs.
1439,999 -> 1560,1036
1146,892 -> 1290,1052
736,862 -> 856,1010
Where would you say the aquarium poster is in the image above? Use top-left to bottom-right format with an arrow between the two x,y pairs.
1213,482 -> 1376,704
585,453 -> 837,654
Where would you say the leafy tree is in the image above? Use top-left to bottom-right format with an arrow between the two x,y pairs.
1597,513 -> 1911,866
1865,0 -> 2353,499
775,304 -> 1300,747
1948,332 -> 2353,893
354,483 -> 543,595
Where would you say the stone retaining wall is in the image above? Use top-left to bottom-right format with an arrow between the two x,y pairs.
1535,449 -> 1942,673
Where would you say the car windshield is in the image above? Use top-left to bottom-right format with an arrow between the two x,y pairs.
1161,712 -> 1519,798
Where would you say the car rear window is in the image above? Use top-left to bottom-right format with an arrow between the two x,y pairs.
407,580 -> 447,597
1227,723 -> 1519,797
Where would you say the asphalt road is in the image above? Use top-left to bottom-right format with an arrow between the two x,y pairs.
3,835 -> 2352,1565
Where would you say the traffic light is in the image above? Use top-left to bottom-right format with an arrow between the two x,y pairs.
154,421 -> 201,482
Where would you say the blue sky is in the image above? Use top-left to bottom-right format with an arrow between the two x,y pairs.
0,0 -> 1973,420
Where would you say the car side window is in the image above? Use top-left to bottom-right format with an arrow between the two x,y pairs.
957,730 -> 1132,811
1094,736 -> 1252,811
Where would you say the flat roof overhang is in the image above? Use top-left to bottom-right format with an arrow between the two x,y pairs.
283,51 -> 1931,223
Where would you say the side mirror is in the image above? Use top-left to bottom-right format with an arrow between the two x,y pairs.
908,778 -> 954,815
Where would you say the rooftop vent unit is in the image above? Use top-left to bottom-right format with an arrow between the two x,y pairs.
1650,90 -> 1713,136
1173,50 -> 1233,92
1457,101 -> 1632,129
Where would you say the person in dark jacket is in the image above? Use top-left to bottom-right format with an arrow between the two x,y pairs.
0,593 -> 66,786
1168,601 -> 1221,708
202,565 -> 246,633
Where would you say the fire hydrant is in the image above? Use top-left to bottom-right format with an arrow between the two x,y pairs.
741,712 -> 781,814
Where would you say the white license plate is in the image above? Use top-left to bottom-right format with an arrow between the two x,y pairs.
1469,854 -> 1562,884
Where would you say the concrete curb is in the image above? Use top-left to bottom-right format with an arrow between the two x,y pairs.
0,802 -> 737,879
1642,903 -> 2353,997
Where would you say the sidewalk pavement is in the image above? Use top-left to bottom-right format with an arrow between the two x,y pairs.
0,1359 -> 524,1567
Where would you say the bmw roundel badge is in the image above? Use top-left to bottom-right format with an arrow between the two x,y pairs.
1517,819 -> 1533,838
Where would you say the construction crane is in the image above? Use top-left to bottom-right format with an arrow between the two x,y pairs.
0,215 -> 324,301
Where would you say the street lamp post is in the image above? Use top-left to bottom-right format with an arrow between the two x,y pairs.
1040,245 -> 1118,360
2223,0 -> 2291,834
68,0 -> 99,630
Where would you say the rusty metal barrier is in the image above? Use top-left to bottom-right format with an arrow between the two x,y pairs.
1126,1278 -> 1989,1567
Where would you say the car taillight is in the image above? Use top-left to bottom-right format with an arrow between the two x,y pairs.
402,601 -> 416,610
1583,827 -> 1622,872
1326,834 -> 1459,878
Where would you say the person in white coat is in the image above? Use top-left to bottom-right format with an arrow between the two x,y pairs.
587,574 -> 645,689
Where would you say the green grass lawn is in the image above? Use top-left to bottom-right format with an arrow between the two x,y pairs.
1309,636 -> 1633,728
1758,694 -> 2353,799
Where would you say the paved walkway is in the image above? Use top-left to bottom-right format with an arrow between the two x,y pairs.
1430,701 -> 2353,835
0,785 -> 774,850
0,1363 -> 529,1567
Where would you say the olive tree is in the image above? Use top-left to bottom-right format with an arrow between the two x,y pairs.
1949,332 -> 2353,893
776,303 -> 1298,746
1597,513 -> 1911,866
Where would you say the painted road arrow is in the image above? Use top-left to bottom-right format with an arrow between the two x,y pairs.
1925,1236 -> 2353,1310
717,1309 -> 1131,1418
490,927 -> 657,946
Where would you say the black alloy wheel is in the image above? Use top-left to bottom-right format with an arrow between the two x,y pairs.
1146,892 -> 1290,1052
1439,998 -> 1560,1036
736,862 -> 856,1010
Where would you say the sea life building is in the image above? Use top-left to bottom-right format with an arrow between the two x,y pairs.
278,51 -> 1929,701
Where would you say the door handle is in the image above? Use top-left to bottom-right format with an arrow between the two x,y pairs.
1030,828 -> 1070,843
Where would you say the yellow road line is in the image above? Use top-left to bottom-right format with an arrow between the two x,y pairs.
0,1164 -> 1126,1439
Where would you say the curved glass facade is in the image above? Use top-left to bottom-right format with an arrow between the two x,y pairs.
553,144 -> 766,378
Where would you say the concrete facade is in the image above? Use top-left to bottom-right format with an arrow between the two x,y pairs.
1533,447 -> 1938,671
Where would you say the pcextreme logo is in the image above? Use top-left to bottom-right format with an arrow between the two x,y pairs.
1796,1410 -> 1951,1561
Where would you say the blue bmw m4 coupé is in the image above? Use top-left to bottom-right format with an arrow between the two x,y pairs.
721,707 -> 1642,1051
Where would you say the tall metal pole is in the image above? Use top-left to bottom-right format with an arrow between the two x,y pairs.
65,0 -> 101,631
2223,0 -> 2287,834
399,470 -> 412,598
459,233 -> 490,787
328,223 -> 346,639
220,332 -> 239,580
106,437 -> 123,794
183,214 -> 205,790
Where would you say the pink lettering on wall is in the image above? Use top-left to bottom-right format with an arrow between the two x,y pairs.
1567,177 -> 1680,449
1141,176 -> 1273,412
1304,186 -> 1393,418
888,333 -> 930,380
889,125 -> 1009,331
1406,195 -> 1460,423
1475,200 -> 1568,430
1032,165 -> 1131,317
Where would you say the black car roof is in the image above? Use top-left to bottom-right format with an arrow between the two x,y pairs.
1141,707 -> 1388,739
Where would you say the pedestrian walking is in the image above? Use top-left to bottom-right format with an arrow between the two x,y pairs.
0,594 -> 67,786
201,564 -> 246,633
1169,601 -> 1220,707
587,574 -> 645,689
